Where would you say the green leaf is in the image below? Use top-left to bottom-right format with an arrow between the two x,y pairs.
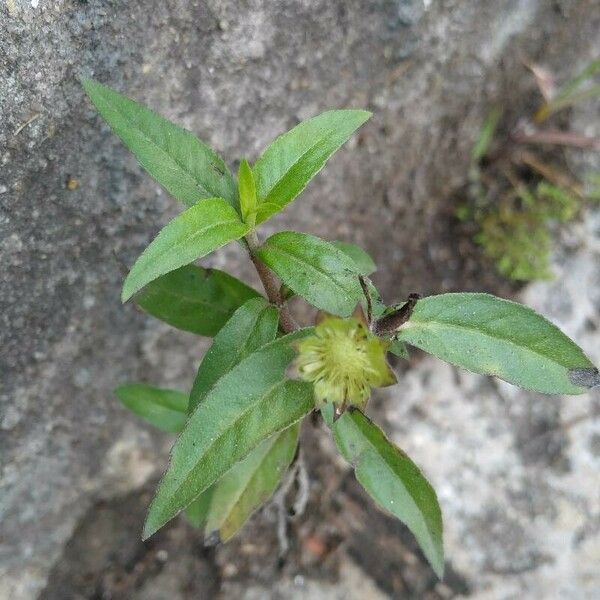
471,108 -> 502,162
115,383 -> 188,433
238,158 -> 257,225
143,331 -> 314,539
122,198 -> 250,302
537,85 -> 600,121
389,339 -> 409,359
256,231 -> 363,316
252,110 -> 371,224
184,487 -> 215,528
555,58 -> 600,103
135,264 -> 260,337
204,424 -> 300,542
323,405 -> 444,578
535,59 -> 600,122
189,297 -> 280,412
331,241 -> 376,275
395,293 -> 599,394
129,299 -> 279,530
82,79 -> 237,207
115,380 -> 298,538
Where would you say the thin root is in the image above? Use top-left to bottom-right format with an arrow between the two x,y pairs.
272,449 -> 311,559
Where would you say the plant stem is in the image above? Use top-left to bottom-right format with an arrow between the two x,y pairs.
515,149 -> 584,197
512,127 -> 600,151
246,231 -> 297,333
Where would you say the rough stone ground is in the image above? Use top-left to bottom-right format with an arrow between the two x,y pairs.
1,1 -> 599,598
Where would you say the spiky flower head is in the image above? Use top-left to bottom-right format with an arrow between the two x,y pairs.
296,315 -> 396,412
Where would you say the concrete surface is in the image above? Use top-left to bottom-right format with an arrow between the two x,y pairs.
1,0 -> 599,598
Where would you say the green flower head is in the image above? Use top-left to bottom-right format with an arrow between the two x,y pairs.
296,315 -> 396,412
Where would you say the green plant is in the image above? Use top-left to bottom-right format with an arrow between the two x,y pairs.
460,58 -> 600,281
534,58 -> 600,123
84,79 -> 600,578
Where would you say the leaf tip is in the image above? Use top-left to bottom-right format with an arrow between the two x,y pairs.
81,77 -> 103,99
568,366 -> 600,389
121,279 -> 135,303
431,553 -> 445,580
142,496 -> 167,541
80,76 -> 94,90
347,108 -> 372,127
141,522 -> 155,542
113,384 -> 127,401
143,504 -> 170,541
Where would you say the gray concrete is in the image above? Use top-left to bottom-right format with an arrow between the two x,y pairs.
1,0 -> 599,598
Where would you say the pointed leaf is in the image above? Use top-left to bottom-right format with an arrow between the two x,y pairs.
331,241 -> 376,275
122,198 -> 250,302
82,79 -> 237,207
143,331 -> 314,539
536,58 -> 600,121
323,405 -> 444,577
396,293 -> 599,394
189,297 -> 280,412
205,424 -> 300,542
115,384 -> 188,433
256,231 -> 363,316
238,158 -> 257,224
135,264 -> 259,336
252,110 -> 371,223
558,58 -> 600,99
472,108 -> 502,162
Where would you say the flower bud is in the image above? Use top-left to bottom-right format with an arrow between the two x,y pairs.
296,316 -> 396,413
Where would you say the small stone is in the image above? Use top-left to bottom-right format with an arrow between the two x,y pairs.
65,175 -> 79,191
156,549 -> 168,562
222,563 -> 238,578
